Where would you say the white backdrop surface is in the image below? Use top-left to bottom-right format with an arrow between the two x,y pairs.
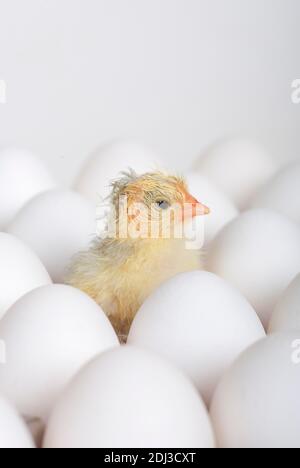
0,0 -> 299,183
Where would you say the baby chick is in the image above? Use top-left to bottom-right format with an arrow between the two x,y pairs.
66,171 -> 209,340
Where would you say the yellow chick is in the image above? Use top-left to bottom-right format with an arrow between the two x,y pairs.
66,171 -> 209,340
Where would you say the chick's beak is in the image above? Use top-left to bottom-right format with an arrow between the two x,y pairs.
185,192 -> 210,218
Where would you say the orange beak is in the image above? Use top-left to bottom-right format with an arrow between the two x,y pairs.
184,192 -> 210,218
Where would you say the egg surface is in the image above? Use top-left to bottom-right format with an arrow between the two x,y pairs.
0,148 -> 55,228
74,139 -> 162,203
251,160 -> 300,224
211,333 -> 300,448
0,233 -> 51,320
0,284 -> 119,422
0,395 -> 35,448
44,346 -> 215,448
128,271 -> 265,404
193,138 -> 276,209
7,190 -> 96,282
208,209 -> 300,327
269,274 -> 300,333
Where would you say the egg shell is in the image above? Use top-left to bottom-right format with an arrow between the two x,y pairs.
0,233 -> 51,320
0,148 -> 56,228
185,172 -> 238,245
210,333 -> 300,448
207,209 -> 300,328
0,284 -> 119,422
251,160 -> 300,224
43,346 -> 215,449
74,139 -> 162,203
128,271 -> 265,405
0,395 -> 35,448
268,274 -> 300,333
193,138 -> 276,209
7,190 -> 96,282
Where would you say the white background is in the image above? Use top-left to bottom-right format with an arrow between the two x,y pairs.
0,0 -> 299,184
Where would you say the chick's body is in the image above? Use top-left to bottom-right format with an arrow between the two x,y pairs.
67,171 -> 209,340
68,237 -> 201,340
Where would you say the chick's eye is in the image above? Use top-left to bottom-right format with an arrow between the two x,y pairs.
156,200 -> 170,210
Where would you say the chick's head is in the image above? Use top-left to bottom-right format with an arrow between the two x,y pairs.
110,170 -> 209,239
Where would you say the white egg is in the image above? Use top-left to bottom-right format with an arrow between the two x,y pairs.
7,190 -> 96,282
268,274 -> 300,333
43,346 -> 215,448
0,233 -> 51,320
74,139 -> 162,203
193,138 -> 276,209
0,284 -> 119,423
208,209 -> 300,328
0,395 -> 35,448
128,271 -> 264,405
0,148 -> 56,229
185,172 -> 238,245
211,333 -> 300,448
251,160 -> 300,224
